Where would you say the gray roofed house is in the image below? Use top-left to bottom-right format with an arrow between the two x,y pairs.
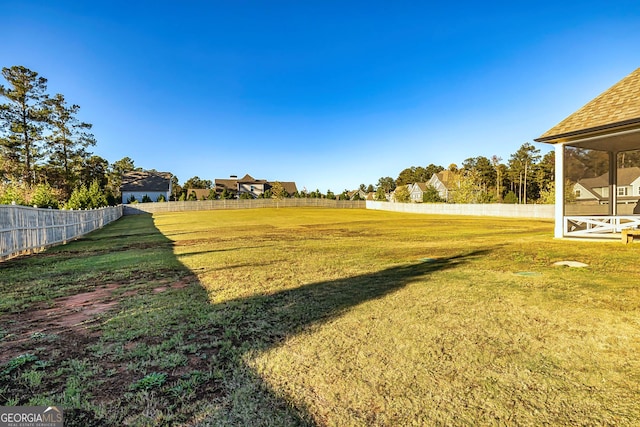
408,182 -> 428,202
574,167 -> 640,205
427,171 -> 457,202
215,174 -> 298,198
121,171 -> 172,203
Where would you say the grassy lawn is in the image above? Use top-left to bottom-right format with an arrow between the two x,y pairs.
1,208 -> 639,426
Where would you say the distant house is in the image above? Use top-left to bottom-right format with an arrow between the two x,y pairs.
186,188 -> 212,200
409,183 -> 428,202
121,171 -> 172,203
574,167 -> 640,205
214,174 -> 298,198
427,170 -> 457,202
347,189 -> 367,200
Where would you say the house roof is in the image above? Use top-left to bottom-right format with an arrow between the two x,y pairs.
215,179 -> 236,191
187,188 -> 211,199
238,174 -> 267,184
577,167 -> 640,189
121,171 -> 171,192
535,68 -> 640,144
215,175 -> 298,195
432,171 -> 457,189
574,182 -> 603,201
271,181 -> 298,195
408,182 -> 428,192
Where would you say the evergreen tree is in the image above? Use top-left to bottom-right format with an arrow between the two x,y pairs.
109,157 -> 138,198
0,66 -> 49,185
80,155 -> 109,189
508,143 -> 541,204
44,93 -> 96,197
393,185 -> 410,203
377,176 -> 396,193
422,185 -> 444,203
31,182 -> 61,208
270,181 -> 288,199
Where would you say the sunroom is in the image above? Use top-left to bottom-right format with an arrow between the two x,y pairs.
535,67 -> 640,239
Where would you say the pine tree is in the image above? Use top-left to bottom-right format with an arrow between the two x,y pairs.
0,66 -> 49,185
45,93 -> 96,197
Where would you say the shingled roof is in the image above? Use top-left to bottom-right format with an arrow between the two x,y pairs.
121,171 -> 172,192
535,68 -> 640,144
578,166 -> 640,189
270,181 -> 298,195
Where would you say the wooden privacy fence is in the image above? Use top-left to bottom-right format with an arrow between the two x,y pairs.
366,200 -> 555,219
0,205 -> 123,260
123,198 -> 365,214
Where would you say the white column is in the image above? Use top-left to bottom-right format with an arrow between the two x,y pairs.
608,151 -> 617,216
554,143 -> 565,238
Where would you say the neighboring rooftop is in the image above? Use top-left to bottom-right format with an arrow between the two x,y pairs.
121,171 -> 172,191
214,174 -> 297,195
578,167 -> 640,189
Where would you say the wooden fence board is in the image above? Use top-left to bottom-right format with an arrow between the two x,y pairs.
0,205 -> 123,260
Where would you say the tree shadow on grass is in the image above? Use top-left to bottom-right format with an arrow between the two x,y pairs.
0,213 -> 490,426
203,249 -> 489,425
221,251 -> 487,345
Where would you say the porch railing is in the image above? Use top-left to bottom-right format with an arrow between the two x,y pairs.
564,215 -> 640,238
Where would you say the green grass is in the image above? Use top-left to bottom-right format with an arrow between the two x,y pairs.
1,208 -> 639,426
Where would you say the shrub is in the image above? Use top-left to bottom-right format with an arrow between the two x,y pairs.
30,183 -> 61,208
66,181 -> 107,209
393,186 -> 410,203
422,185 -> 444,203
141,194 -> 152,203
157,194 -> 166,202
0,184 -> 27,205
504,191 -> 518,204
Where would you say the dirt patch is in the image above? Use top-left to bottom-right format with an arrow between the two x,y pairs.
0,284 -> 121,365
0,276 -> 197,365
153,280 -> 189,293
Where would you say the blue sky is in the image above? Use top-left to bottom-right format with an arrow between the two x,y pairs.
2,1 -> 640,192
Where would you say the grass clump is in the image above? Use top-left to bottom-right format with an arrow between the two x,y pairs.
129,372 -> 167,391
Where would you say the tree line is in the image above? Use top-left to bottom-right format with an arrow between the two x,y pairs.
0,66 -> 169,208
372,143 -> 553,204
5,65 -> 638,208
371,144 -> 640,204
0,65 -> 108,208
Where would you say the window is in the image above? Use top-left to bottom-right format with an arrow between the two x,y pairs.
618,187 -> 628,196
575,189 -> 581,197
